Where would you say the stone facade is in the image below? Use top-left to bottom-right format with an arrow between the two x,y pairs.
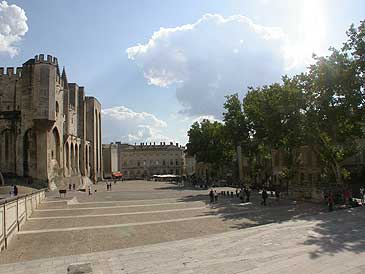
102,143 -> 119,178
185,155 -> 196,176
102,142 -> 186,179
0,54 -> 102,189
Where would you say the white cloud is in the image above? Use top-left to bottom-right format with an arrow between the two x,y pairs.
0,1 -> 28,56
127,14 -> 293,117
192,115 -> 222,124
101,106 -> 172,143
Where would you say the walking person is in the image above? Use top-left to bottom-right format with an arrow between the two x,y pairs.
245,186 -> 251,202
328,191 -> 334,212
261,189 -> 268,206
69,183 -> 72,191
275,188 -> 280,202
209,189 -> 214,204
239,188 -> 245,202
88,185 -> 92,195
214,190 -> 218,203
360,187 -> 364,204
344,189 -> 351,205
13,185 -> 18,196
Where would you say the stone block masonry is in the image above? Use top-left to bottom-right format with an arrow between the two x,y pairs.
0,54 -> 103,189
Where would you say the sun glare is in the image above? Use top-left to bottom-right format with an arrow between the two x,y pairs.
285,0 -> 326,70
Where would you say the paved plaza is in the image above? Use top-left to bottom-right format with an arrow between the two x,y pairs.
0,180 -> 364,273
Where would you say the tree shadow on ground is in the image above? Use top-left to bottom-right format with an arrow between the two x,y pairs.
302,207 -> 365,259
155,184 -> 208,191
177,191 -> 365,259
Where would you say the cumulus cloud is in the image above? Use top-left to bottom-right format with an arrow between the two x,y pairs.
101,106 -> 172,143
192,115 -> 223,124
127,14 -> 291,117
0,1 -> 28,56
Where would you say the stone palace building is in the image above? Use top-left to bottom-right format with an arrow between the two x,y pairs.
0,54 -> 102,189
103,142 -> 186,179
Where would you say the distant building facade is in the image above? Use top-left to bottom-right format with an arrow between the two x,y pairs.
102,142 -> 186,179
185,155 -> 196,176
0,54 -> 102,188
102,143 -> 119,178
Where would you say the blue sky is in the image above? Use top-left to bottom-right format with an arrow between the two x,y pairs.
0,0 -> 364,144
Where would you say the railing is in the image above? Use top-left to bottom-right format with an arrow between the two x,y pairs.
0,189 -> 46,252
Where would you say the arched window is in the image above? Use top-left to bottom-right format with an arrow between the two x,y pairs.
55,101 -> 59,116
51,127 -> 60,164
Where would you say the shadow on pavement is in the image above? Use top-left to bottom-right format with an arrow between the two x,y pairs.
178,190 -> 365,259
302,207 -> 365,259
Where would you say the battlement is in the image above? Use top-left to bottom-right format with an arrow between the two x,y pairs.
0,67 -> 23,77
34,54 -> 58,65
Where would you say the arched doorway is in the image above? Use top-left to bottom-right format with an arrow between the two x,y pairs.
51,127 -> 61,165
65,142 -> 70,170
23,129 -> 37,177
0,129 -> 14,172
75,144 -> 79,174
71,143 -> 75,175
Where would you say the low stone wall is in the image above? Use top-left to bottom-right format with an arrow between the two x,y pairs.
0,189 -> 46,252
0,185 -> 37,195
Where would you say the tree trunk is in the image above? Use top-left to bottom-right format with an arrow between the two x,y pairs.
0,171 -> 4,186
331,161 -> 343,185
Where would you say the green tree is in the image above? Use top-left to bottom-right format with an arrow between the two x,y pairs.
223,94 -> 249,147
301,46 -> 364,184
243,78 -> 306,185
187,119 -> 232,168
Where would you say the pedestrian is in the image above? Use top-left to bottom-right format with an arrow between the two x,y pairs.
88,185 -> 92,195
360,187 -> 364,204
69,184 -> 72,191
245,187 -> 251,202
109,182 -> 112,191
214,190 -> 218,203
239,188 -> 245,202
14,185 -> 18,196
10,185 -> 14,196
261,189 -> 268,206
73,183 -> 76,191
344,189 -> 351,205
328,191 -> 334,212
235,188 -> 239,198
209,189 -> 214,204
275,189 -> 280,202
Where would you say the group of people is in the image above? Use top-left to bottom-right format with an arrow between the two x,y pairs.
10,185 -> 18,197
209,186 -> 282,206
209,189 -> 219,203
106,182 -> 113,191
237,186 -> 251,203
68,183 -> 76,191
326,187 -> 365,211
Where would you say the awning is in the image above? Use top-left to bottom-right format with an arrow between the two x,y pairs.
112,172 -> 123,177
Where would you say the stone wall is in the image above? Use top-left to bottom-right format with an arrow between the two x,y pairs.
0,54 -> 102,189
0,189 -> 46,252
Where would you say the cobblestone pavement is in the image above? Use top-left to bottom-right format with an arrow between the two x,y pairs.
0,181 -> 364,273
